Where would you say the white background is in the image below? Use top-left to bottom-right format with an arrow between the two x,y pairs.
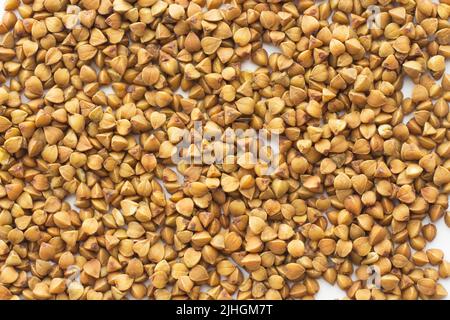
1,1 -> 450,299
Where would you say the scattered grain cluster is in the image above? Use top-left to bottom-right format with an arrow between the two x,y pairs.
1,0 -> 450,300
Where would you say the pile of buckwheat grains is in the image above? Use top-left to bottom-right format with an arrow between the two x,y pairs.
1,0 -> 450,301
